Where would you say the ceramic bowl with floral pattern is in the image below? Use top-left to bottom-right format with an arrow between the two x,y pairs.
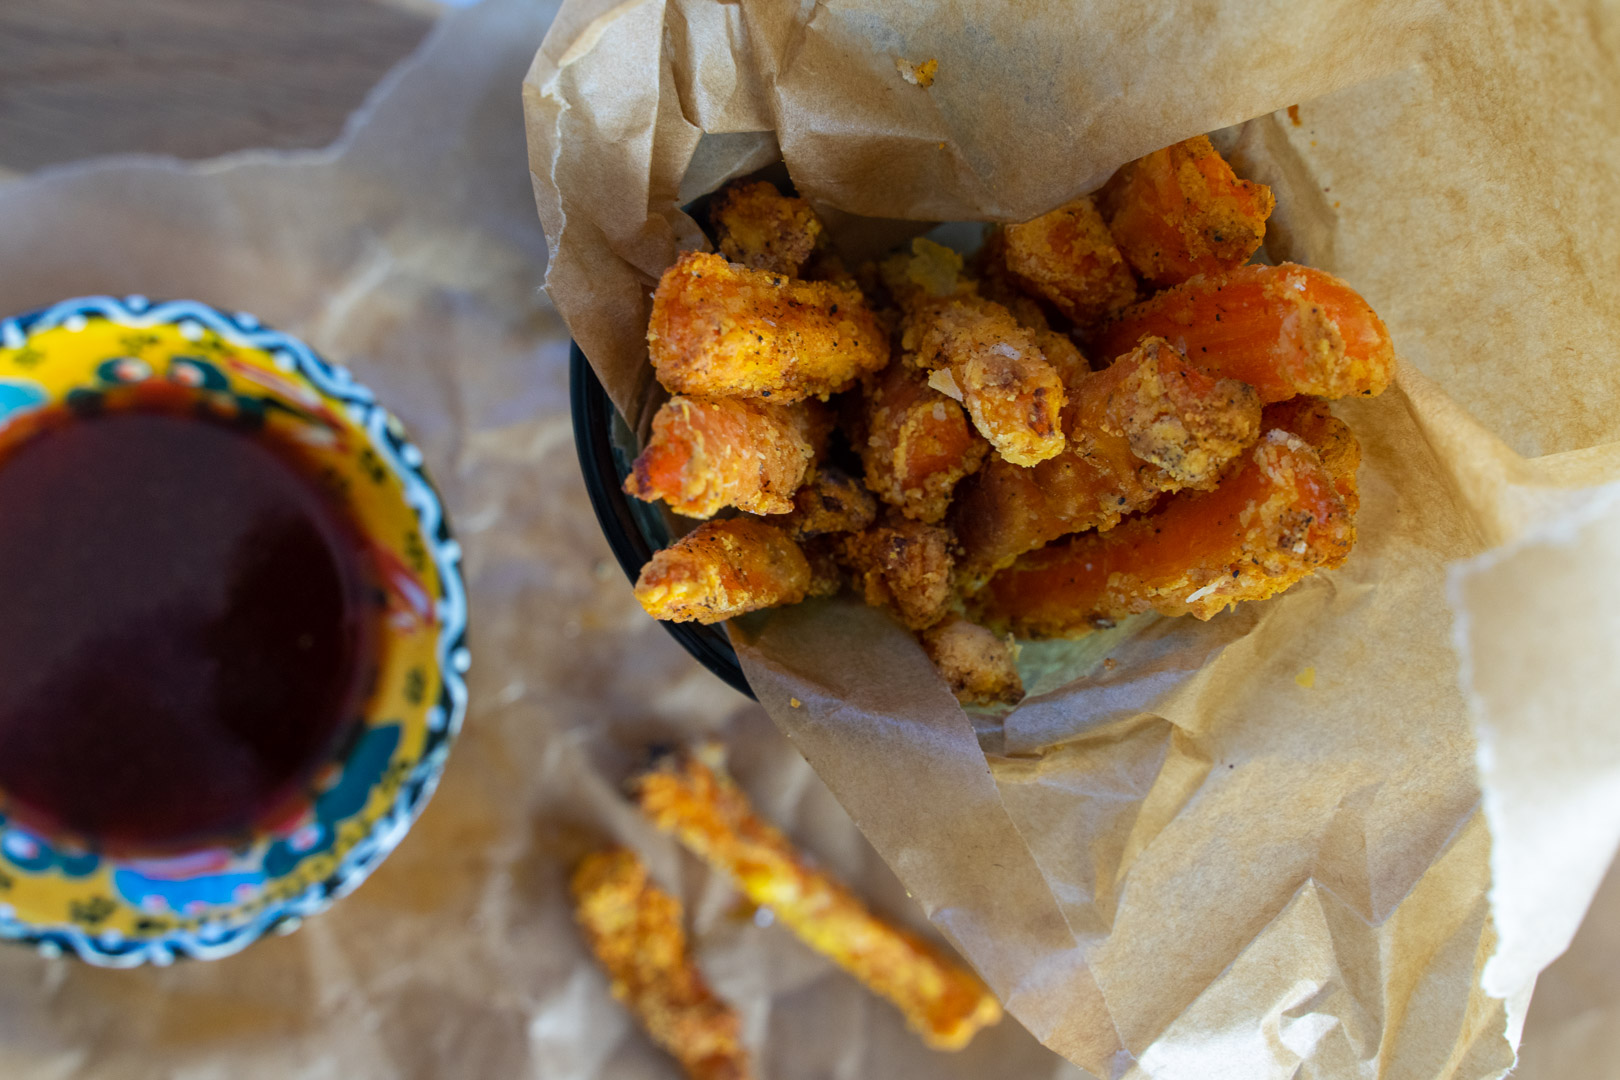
0,296 -> 467,966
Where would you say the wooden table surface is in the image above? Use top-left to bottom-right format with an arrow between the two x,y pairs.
0,0 -> 434,175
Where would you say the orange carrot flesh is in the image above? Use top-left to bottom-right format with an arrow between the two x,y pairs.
974,430 -> 1355,637
1096,263 -> 1394,402
1101,134 -> 1274,287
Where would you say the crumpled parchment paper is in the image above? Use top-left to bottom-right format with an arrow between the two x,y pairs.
0,2 -> 1082,1077
525,0 -> 1620,1076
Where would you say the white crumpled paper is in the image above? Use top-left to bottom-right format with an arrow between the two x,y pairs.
0,2 -> 1080,1077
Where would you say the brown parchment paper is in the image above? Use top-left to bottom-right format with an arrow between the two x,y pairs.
0,2 -> 1082,1078
526,0 -> 1620,1076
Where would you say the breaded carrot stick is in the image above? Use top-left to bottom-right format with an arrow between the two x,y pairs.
1099,134 -> 1275,287
648,252 -> 888,402
880,238 -> 1068,467
972,228 -> 1059,332
1002,196 -> 1138,326
630,753 -> 1003,1051
974,420 -> 1358,637
857,358 -> 988,524
1263,397 -> 1362,513
626,397 -> 818,518
1095,263 -> 1395,401
919,615 -> 1023,706
906,296 -> 1068,466
765,466 -> 879,540
710,181 -> 824,277
838,516 -> 956,630
635,519 -> 810,624
571,850 -> 754,1080
952,337 -> 1260,586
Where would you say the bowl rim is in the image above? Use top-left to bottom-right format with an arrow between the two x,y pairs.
567,341 -> 754,699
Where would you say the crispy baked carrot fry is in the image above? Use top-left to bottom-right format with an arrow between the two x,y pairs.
972,228 -> 1058,332
919,615 -> 1023,706
1263,397 -> 1362,514
879,238 -> 1068,467
627,396 -> 818,518
1096,263 -> 1395,402
630,753 -> 1003,1051
857,358 -> 988,523
906,297 -> 1067,466
766,466 -> 879,540
1002,196 -> 1138,326
571,850 -> 754,1080
952,337 -> 1260,586
839,516 -> 956,630
649,252 -> 888,402
710,181 -> 824,277
1099,134 -> 1275,287
635,519 -> 810,624
974,421 -> 1358,637
800,535 -> 847,598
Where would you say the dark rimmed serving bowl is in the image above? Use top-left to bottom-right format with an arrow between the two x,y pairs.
569,342 -> 754,698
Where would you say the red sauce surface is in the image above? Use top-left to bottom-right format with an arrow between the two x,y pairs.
0,410 -> 377,854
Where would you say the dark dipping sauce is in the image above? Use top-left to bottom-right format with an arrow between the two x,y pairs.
0,409 -> 377,854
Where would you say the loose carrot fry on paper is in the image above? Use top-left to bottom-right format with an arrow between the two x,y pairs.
630,752 -> 1004,1051
975,417 -> 1358,637
648,252 -> 888,402
634,519 -> 810,624
571,850 -> 754,1080
1096,262 -> 1395,402
1099,134 -> 1275,287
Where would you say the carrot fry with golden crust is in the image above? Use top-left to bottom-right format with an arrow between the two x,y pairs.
710,181 -> 824,277
974,423 -> 1358,637
952,337 -> 1260,586
630,754 -> 1003,1051
906,296 -> 1067,466
626,396 -> 817,518
1002,196 -> 1138,326
840,517 -> 957,630
649,252 -> 888,402
572,850 -> 754,1080
1263,397 -> 1362,514
766,466 -> 879,539
800,536 -> 847,598
973,229 -> 1059,332
919,615 -> 1023,706
635,519 -> 810,624
1096,263 -> 1395,402
857,358 -> 989,524
879,238 -> 1068,467
1099,134 -> 1275,287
